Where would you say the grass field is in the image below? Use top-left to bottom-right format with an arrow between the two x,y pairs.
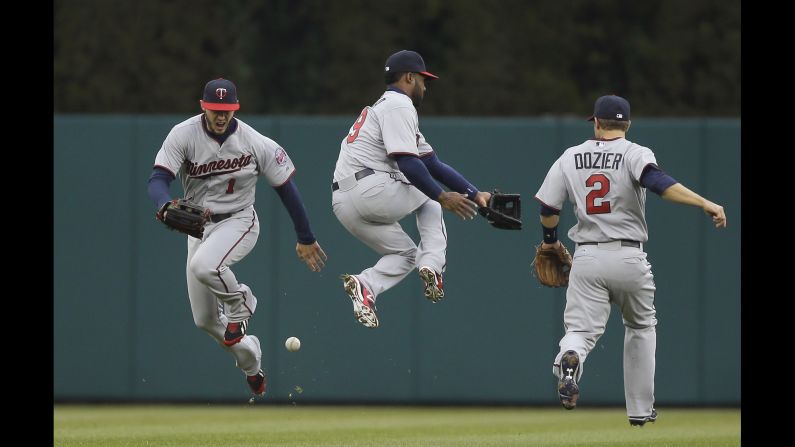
54,405 -> 740,447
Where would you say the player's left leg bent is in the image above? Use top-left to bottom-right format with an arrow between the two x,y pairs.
233,334 -> 262,377
186,238 -> 262,378
333,182 -> 422,298
552,248 -> 611,409
187,236 -> 228,341
555,249 -> 611,377
414,196 -> 446,272
189,212 -> 260,327
414,199 -> 447,302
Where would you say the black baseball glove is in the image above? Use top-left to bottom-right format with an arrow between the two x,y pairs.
156,198 -> 210,239
478,190 -> 522,230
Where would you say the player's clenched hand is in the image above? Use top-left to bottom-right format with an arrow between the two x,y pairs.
438,191 -> 478,220
702,200 -> 727,228
473,191 -> 492,208
296,241 -> 327,272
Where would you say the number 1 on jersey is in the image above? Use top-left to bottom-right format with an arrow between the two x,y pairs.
226,178 -> 236,194
346,108 -> 368,143
585,174 -> 611,214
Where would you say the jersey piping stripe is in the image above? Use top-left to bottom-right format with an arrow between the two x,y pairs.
215,210 -> 257,294
153,164 -> 176,178
241,290 -> 254,317
589,136 -> 624,142
275,169 -> 297,187
389,151 -> 420,156
534,196 -> 561,212
439,203 -> 448,271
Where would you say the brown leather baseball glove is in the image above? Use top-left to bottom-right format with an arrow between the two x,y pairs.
532,242 -> 573,287
156,198 -> 210,239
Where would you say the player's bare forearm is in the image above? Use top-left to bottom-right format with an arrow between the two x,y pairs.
438,191 -> 478,220
540,214 -> 560,229
660,183 -> 704,207
296,241 -> 328,272
661,184 -> 727,228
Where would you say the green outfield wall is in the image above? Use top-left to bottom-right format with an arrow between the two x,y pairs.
54,115 -> 740,404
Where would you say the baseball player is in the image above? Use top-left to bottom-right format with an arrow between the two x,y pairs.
331,50 -> 492,328
534,95 -> 727,426
146,78 -> 327,396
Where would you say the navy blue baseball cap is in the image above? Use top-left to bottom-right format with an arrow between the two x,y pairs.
200,78 -> 240,111
385,50 -> 439,79
587,95 -> 630,121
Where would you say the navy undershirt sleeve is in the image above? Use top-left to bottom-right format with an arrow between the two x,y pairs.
421,153 -> 478,200
394,154 -> 444,200
540,203 -> 560,216
274,178 -> 316,244
147,167 -> 174,209
639,164 -> 678,195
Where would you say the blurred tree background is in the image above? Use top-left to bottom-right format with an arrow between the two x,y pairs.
54,0 -> 740,117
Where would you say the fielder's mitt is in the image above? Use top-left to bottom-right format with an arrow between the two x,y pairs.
156,198 -> 210,239
478,190 -> 522,230
532,242 -> 572,287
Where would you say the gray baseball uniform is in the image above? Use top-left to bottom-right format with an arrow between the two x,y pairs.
332,90 -> 445,299
535,136 -> 658,418
154,113 -> 295,377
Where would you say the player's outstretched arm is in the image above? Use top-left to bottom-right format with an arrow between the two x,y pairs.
421,153 -> 489,206
274,178 -> 329,270
661,183 -> 727,228
296,241 -> 327,272
437,191 -> 478,220
394,154 -> 478,220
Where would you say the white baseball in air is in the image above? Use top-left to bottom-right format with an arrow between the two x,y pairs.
285,336 -> 301,352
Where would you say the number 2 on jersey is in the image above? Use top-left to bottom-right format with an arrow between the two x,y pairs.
585,174 -> 611,214
346,108 -> 368,143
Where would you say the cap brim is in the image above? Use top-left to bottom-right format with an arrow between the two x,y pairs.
200,100 -> 240,111
419,71 -> 439,79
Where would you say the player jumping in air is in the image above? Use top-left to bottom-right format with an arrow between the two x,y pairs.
331,50 -> 493,328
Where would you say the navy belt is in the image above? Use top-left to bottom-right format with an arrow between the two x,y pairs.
210,209 -> 244,223
578,240 -> 640,248
332,168 -> 375,191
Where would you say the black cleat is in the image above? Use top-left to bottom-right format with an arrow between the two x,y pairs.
558,350 -> 580,410
629,408 -> 657,427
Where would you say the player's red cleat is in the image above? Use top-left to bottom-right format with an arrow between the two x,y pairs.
419,266 -> 444,303
247,370 -> 266,396
341,274 -> 378,328
224,319 -> 248,346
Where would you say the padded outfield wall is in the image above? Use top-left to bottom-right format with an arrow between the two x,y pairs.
54,115 -> 740,404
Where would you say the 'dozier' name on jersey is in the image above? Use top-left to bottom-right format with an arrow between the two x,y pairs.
574,152 -> 623,170
187,154 -> 254,178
